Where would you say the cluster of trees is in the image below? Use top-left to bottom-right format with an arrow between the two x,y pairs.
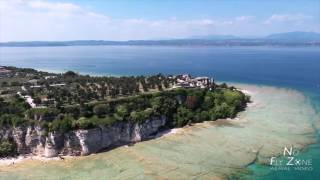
25,72 -> 176,106
0,96 -> 30,128
1,66 -> 54,82
0,67 -> 251,157
0,81 -> 22,87
0,67 -> 249,132
0,83 -> 249,156
173,88 -> 249,127
0,140 -> 16,157
23,87 -> 249,133
0,96 -> 29,157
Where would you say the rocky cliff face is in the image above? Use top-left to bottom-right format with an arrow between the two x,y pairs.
0,116 -> 166,158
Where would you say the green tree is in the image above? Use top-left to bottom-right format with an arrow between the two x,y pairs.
79,104 -> 92,118
0,114 -> 25,127
76,118 -> 94,129
200,111 -> 210,121
202,94 -> 215,110
174,106 -> 193,127
0,140 -> 16,157
64,71 -> 77,77
213,102 -> 230,119
49,115 -> 74,132
114,104 -> 128,120
63,105 -> 80,118
93,104 -> 110,117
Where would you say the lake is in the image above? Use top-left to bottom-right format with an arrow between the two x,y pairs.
0,46 -> 319,179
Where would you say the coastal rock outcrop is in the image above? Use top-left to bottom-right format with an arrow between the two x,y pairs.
0,116 -> 166,157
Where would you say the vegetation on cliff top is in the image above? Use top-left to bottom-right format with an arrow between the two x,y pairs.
1,86 -> 249,132
0,67 -> 250,156
0,140 -> 17,158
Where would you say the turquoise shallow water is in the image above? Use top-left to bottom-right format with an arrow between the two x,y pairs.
241,90 -> 320,180
0,84 -> 317,179
0,46 -> 319,179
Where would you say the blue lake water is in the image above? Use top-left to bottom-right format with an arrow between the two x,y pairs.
0,46 -> 319,179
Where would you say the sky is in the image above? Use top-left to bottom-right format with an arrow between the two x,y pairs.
0,0 -> 319,42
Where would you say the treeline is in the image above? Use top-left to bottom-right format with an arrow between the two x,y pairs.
3,66 -> 54,79
0,85 -> 249,157
25,87 -> 249,133
0,140 -> 16,157
25,72 -> 176,106
0,96 -> 30,127
0,87 -> 249,132
0,96 -> 30,157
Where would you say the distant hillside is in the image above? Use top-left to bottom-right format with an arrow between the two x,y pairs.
190,32 -> 320,42
0,40 -> 130,47
189,34 -> 239,40
1,32 -> 319,47
266,31 -> 320,42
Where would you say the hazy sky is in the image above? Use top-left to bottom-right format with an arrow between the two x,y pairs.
0,0 -> 319,42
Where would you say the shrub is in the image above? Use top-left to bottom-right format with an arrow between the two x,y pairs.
63,105 -> 80,118
213,102 -> 231,119
0,114 -> 25,128
10,81 -> 21,86
76,118 -> 94,129
0,140 -> 16,157
200,111 -> 210,121
94,116 -> 117,127
129,110 -> 149,122
64,71 -> 77,77
173,106 -> 193,127
202,95 -> 215,110
80,104 -> 93,118
93,104 -> 110,117
115,104 -> 128,120
27,108 -> 60,120
144,108 -> 154,117
49,115 -> 74,133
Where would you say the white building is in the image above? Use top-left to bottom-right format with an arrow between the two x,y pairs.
174,74 -> 212,89
17,92 -> 36,108
45,76 -> 57,80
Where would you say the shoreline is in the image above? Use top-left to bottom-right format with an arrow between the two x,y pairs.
0,88 -> 251,167
0,83 -> 318,179
0,126 -> 185,167
0,155 -> 63,166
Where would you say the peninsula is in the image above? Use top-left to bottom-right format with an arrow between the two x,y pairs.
0,66 -> 249,158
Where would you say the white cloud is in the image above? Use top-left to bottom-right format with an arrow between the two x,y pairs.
28,0 -> 81,12
264,14 -> 313,24
0,0 -> 245,41
261,14 -> 318,33
235,16 -> 254,22
0,1 -> 318,41
199,19 -> 215,25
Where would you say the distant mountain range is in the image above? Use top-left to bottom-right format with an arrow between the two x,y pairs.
189,34 -> 239,40
1,31 -> 319,47
265,31 -> 320,42
190,31 -> 320,41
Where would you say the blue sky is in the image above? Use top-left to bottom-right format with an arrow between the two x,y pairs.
72,0 -> 319,20
0,0 -> 319,41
